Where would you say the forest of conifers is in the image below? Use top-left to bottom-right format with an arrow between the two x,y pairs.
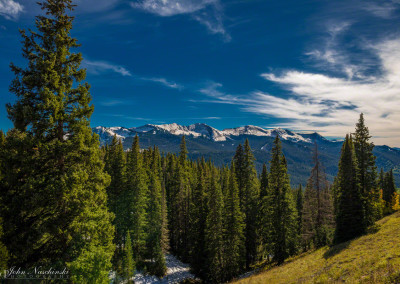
0,1 -> 399,283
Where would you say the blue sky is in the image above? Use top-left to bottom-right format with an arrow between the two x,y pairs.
1,0 -> 400,146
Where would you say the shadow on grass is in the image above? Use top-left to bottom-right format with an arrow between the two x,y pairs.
323,241 -> 350,259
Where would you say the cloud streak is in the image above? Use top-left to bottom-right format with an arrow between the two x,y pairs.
83,59 -> 132,77
140,77 -> 183,89
0,0 -> 23,20
199,37 -> 400,146
83,58 -> 183,90
131,0 -> 230,40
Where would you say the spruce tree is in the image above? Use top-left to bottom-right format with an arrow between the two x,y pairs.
188,158 -> 208,278
160,157 -> 170,254
234,139 -> 260,267
294,184 -> 304,248
353,113 -> 381,225
268,136 -> 298,264
334,135 -> 365,243
104,135 -> 127,271
260,163 -> 269,199
223,163 -> 245,280
0,131 -> 8,271
170,136 -> 191,261
204,168 -> 225,283
124,231 -> 135,283
383,170 -> 396,206
126,136 -> 148,263
0,1 -> 114,281
146,147 -> 167,276
301,144 -> 334,248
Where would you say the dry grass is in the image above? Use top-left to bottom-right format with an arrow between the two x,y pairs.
234,212 -> 400,284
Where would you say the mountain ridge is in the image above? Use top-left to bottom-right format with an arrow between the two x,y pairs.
93,123 -> 400,187
94,123 -> 321,144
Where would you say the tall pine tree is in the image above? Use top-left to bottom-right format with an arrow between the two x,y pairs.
234,139 -> 260,267
267,136 -> 298,264
126,136 -> 148,263
301,144 -> 334,249
0,1 -> 114,282
353,113 -> 381,225
204,168 -> 225,283
223,163 -> 245,279
334,135 -> 365,243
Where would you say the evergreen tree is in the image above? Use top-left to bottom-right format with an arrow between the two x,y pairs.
169,136 -> 191,261
260,163 -> 269,199
188,158 -> 208,278
301,144 -> 334,249
204,168 -> 225,283
383,170 -> 396,206
104,135 -> 126,271
258,163 -> 270,259
353,113 -> 381,225
378,168 -> 385,191
124,231 -> 135,282
0,131 -> 8,271
0,216 -> 8,271
267,136 -> 298,264
146,148 -> 167,276
160,157 -> 170,254
0,1 -> 114,282
126,136 -> 148,263
234,139 -> 260,267
223,163 -> 245,280
294,184 -> 303,248
334,135 -> 365,243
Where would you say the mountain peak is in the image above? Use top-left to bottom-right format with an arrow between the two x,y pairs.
93,123 -> 317,144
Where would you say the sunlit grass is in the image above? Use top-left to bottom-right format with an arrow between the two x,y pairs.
234,211 -> 400,283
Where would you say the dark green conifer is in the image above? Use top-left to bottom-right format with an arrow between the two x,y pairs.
126,136 -> 148,263
268,136 -> 298,264
124,231 -> 135,283
204,168 -> 224,283
294,184 -> 303,246
383,170 -> 396,211
301,144 -> 334,249
353,113 -> 381,225
224,163 -> 245,279
146,148 -> 167,276
334,135 -> 365,243
234,139 -> 260,267
0,1 -> 114,281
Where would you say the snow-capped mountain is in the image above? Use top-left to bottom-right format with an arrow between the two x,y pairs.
93,123 -> 314,144
92,123 -> 400,188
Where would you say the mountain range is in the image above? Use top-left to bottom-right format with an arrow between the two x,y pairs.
93,123 -> 400,187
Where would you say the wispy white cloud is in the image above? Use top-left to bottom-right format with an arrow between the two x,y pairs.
199,38 -> 400,146
131,0 -> 216,16
140,77 -> 183,89
305,21 -> 366,79
131,0 -> 230,40
0,0 -> 23,20
83,59 -> 132,77
364,1 -> 400,19
100,100 -> 128,107
83,58 -> 183,90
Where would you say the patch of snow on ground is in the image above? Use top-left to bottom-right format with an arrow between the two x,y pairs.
133,254 -> 197,284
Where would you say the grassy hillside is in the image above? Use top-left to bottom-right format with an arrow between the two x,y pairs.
235,212 -> 400,284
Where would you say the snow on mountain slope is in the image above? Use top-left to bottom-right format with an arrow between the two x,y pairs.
93,123 -> 314,144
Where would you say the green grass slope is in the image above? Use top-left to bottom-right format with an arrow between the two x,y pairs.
235,212 -> 400,284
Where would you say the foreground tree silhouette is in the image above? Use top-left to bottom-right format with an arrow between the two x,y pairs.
0,1 -> 114,282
